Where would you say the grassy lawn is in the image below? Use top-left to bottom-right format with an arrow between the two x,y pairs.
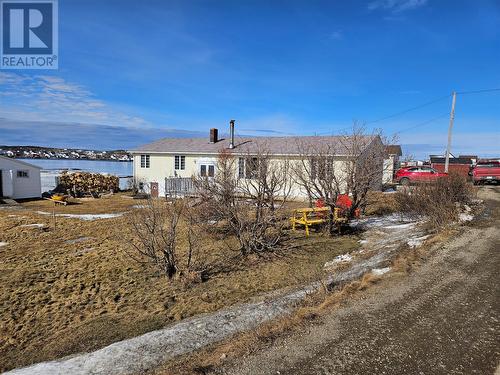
0,193 -> 359,371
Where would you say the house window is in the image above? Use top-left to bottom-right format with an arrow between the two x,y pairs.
17,170 -> 29,178
175,155 -> 185,170
238,157 -> 260,179
140,155 -> 150,168
245,157 -> 258,179
310,156 -> 333,180
200,164 -> 215,177
238,157 -> 245,178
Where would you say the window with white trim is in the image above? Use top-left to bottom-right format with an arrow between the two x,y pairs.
200,164 -> 215,177
16,170 -> 29,178
175,155 -> 185,170
140,155 -> 150,168
238,157 -> 259,179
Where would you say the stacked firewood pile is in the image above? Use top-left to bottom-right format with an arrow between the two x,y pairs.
59,171 -> 119,196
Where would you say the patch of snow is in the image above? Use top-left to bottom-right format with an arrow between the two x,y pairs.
324,254 -> 353,269
459,213 -> 473,222
36,211 -> 123,221
372,267 -> 391,276
407,235 -> 430,248
0,242 -> 8,247
132,205 -> 146,209
20,223 -> 45,228
60,213 -> 123,221
358,239 -> 368,244
385,223 -> 416,230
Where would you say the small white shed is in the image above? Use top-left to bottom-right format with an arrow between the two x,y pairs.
0,156 -> 42,199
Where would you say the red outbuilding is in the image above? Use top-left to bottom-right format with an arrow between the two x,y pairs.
429,155 -> 477,177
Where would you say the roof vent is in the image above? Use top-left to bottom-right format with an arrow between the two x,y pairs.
229,120 -> 235,149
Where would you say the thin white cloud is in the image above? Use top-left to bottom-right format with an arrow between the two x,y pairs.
368,0 -> 428,13
0,72 -> 150,127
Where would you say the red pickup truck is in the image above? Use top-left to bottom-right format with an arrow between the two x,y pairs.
471,161 -> 500,185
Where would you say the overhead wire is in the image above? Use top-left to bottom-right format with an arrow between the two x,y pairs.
303,87 -> 499,137
365,94 -> 452,124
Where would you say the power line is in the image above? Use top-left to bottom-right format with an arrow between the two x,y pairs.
396,113 -> 450,134
307,87 -> 499,136
456,87 -> 500,95
366,94 -> 451,124
314,126 -> 353,136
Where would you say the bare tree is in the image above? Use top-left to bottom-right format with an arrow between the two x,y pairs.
127,198 -> 197,280
194,148 -> 292,255
293,123 -> 391,233
339,125 -> 391,217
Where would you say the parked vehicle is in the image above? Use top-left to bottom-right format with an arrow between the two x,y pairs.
394,166 -> 448,185
471,161 -> 500,185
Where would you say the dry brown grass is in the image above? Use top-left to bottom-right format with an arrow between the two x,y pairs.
364,191 -> 399,216
0,193 -> 359,372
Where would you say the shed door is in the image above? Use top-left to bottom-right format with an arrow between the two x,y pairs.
0,170 -> 3,197
150,182 -> 159,198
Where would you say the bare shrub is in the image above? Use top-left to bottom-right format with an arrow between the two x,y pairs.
194,149 -> 291,255
127,198 -> 198,280
395,172 -> 474,228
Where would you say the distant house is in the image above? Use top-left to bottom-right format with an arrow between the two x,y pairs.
130,124 -> 386,198
383,145 -> 402,184
0,156 -> 42,199
430,154 -> 477,177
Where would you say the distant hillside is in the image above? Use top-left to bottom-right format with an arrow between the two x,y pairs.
0,145 -> 132,161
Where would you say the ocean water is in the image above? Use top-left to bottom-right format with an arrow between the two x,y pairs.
18,159 -> 133,193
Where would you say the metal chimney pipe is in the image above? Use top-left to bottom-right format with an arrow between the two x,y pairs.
229,119 -> 235,149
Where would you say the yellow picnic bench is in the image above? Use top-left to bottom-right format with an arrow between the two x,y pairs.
290,207 -> 348,237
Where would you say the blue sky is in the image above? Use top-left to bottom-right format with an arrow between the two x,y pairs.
0,0 -> 499,158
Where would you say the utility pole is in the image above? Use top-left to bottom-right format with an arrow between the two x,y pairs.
444,91 -> 457,173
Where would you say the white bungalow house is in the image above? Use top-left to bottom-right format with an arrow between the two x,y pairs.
130,123 -> 386,198
0,156 -> 42,199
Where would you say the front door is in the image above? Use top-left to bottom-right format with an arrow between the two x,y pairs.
150,182 -> 159,198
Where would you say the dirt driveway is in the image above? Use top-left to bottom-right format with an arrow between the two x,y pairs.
216,186 -> 500,375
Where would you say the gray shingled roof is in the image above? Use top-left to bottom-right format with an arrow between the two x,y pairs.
131,135 -> 378,156
385,145 -> 402,156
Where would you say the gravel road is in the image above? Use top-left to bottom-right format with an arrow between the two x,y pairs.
217,186 -> 500,375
